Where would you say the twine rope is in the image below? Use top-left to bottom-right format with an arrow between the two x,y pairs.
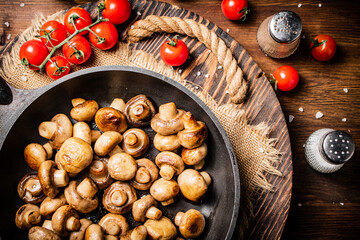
127,15 -> 248,104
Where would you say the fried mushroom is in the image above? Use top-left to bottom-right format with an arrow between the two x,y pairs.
181,143 -> 207,170
131,158 -> 158,191
132,195 -> 162,222
177,112 -> 207,149
153,133 -> 181,152
121,128 -> 149,157
73,122 -> 92,144
151,102 -> 185,135
120,225 -> 147,240
40,193 -> 67,219
18,173 -> 45,204
38,160 -> 69,198
95,107 -> 128,133
177,169 -> 211,202
69,218 -> 93,240
108,153 -> 137,181
110,98 -> 126,113
155,151 -> 185,180
86,157 -> 113,190
51,205 -> 80,237
150,178 -> 179,206
103,181 -> 137,214
99,213 -> 129,237
144,216 -> 177,240
24,143 -> 52,171
15,204 -> 42,230
124,95 -> 155,127
28,226 -> 61,240
94,131 -> 123,157
85,224 -> 104,240
70,99 -> 99,122
174,209 -> 205,238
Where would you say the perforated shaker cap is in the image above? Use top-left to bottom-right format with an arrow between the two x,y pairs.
269,11 -> 302,43
322,131 -> 355,164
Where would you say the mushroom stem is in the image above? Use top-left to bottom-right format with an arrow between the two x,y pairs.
110,190 -> 128,206
42,143 -> 53,159
53,169 -> 69,187
89,160 -> 106,176
159,102 -> 178,120
200,171 -> 212,186
24,210 -> 42,226
159,165 -> 176,180
105,222 -> 121,236
66,216 -> 80,232
110,98 -> 126,113
91,130 -> 101,143
182,112 -> 200,130
174,212 -> 184,226
76,178 -> 98,199
145,206 -> 162,220
131,225 -> 147,239
135,167 -> 151,184
194,159 -> 205,170
161,198 -> 174,206
124,133 -> 139,146
108,145 -> 124,157
132,103 -> 149,117
42,220 -> 53,231
39,122 -> 57,139
24,178 -> 42,196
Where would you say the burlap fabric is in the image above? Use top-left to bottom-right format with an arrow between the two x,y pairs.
0,11 -> 282,238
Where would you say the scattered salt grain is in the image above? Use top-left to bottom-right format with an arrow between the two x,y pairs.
226,29 -> 230,33
21,76 -> 27,82
303,144 -> 306,148
265,54 -> 268,57
208,50 -> 211,53
194,86 -> 199,90
340,202 -> 344,206
178,69 -> 183,74
130,25 -> 134,29
343,88 -> 348,93
259,148 -> 264,153
289,115 -> 295,123
217,65 -> 223,70
204,74 -> 209,78
136,11 -> 142,16
7,34 -> 11,40
342,118 -> 347,122
298,203 -> 302,207
196,71 -> 201,76
225,90 -> 229,94
348,129 -> 351,133
315,111 -> 324,119
302,35 -> 306,39
170,66 -> 174,70
20,3 -> 25,7
299,107 -> 304,112
4,22 -> 9,28
297,3 -> 302,8
318,3 -> 322,7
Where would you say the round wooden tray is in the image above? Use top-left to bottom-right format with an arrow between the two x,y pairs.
0,0 -> 292,239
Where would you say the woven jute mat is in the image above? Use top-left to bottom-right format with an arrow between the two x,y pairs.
0,11 -> 282,238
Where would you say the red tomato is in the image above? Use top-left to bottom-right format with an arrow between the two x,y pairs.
45,56 -> 70,80
221,0 -> 250,21
39,21 -> 68,47
160,36 -> 188,66
19,40 -> 49,70
62,35 -> 92,65
310,35 -> 336,61
89,22 -> 118,50
64,8 -> 92,35
271,66 -> 299,91
99,0 -> 131,25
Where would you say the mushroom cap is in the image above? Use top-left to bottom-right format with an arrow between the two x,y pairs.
144,216 -> 177,240
103,181 -> 137,214
120,225 -> 147,240
57,137 -> 93,175
40,193 -> 67,218
38,161 -> 68,198
85,224 -> 104,240
99,213 -> 129,236
95,107 -> 128,133
177,169 -> 209,202
132,195 -> 158,222
153,133 -> 181,152
124,95 -> 155,127
150,178 -> 179,202
155,151 -> 185,180
181,143 -> 207,166
15,204 -> 42,230
177,210 -> 206,238
70,100 -> 99,122
18,173 -> 45,204
64,180 -> 99,214
131,158 -> 159,191
108,153 -> 137,181
177,112 -> 208,149
48,114 -> 73,150
86,157 -> 113,190
28,226 -> 61,240
121,128 -> 149,157
69,218 -> 93,240
151,102 -> 185,136
73,122 -> 92,144
51,205 -> 80,236
94,131 -> 123,157
24,143 -> 47,171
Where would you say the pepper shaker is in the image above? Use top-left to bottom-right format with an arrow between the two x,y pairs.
305,129 -> 355,173
257,11 -> 302,58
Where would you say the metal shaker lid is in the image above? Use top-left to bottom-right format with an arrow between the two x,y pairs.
268,11 -> 302,43
322,130 -> 355,164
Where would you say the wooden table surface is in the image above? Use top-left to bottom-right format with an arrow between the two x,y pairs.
1,0 -> 359,239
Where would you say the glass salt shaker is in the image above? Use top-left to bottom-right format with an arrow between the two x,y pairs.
305,129 -> 355,173
256,11 -> 302,58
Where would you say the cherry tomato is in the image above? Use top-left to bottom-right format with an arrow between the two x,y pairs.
271,66 -> 299,91
62,35 -> 92,65
89,22 -> 118,50
310,35 -> 336,61
64,8 -> 92,35
19,40 -> 49,70
99,0 -> 131,25
45,56 -> 70,80
39,21 -> 67,47
160,36 -> 188,66
221,0 -> 250,21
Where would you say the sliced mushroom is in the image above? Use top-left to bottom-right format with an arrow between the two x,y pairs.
40,193 -> 67,218
15,204 -> 42,230
86,157 -> 113,190
144,216 -> 177,240
120,225 -> 147,240
132,195 -> 162,222
153,133 -> 181,152
99,213 -> 129,237
73,122 -> 92,144
56,137 -> 93,175
95,107 -> 128,133
85,224 -> 104,240
18,173 -> 45,204
70,99 -> 99,122
150,178 -> 179,206
51,205 -> 80,237
28,226 -> 61,240
131,158 -> 158,191
103,181 -> 137,214
110,98 -> 126,113
181,143 -> 207,170
64,178 -> 99,213
38,160 -> 69,198
121,128 -> 149,157
177,169 -> 211,202
177,112 -> 207,149
69,218 -> 93,240
174,209 -> 206,238
124,95 -> 155,127
24,143 -> 51,171
151,102 -> 185,135
108,153 -> 137,181
94,131 -> 123,157
155,151 -> 185,180
91,130 -> 102,143
38,113 -> 73,150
